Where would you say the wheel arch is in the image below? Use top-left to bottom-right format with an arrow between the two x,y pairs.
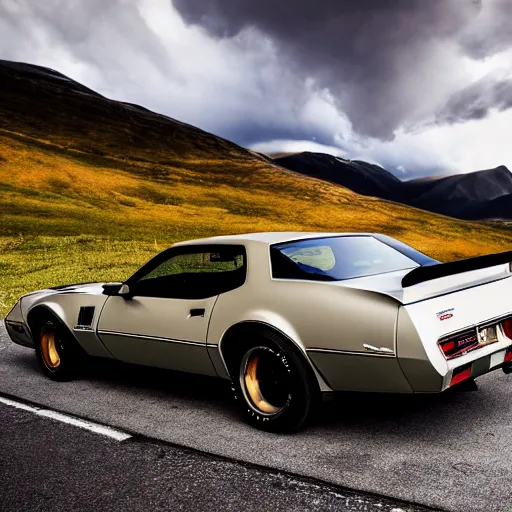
218,320 -> 332,392
27,304 -> 72,341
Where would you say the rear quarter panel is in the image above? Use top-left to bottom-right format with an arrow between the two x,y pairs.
209,279 -> 400,350
208,242 -> 411,392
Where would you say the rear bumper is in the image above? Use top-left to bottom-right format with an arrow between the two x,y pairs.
442,344 -> 512,391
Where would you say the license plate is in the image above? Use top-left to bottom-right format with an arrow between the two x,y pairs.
478,325 -> 498,346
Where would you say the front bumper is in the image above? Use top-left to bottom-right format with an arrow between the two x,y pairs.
5,320 -> 34,348
4,299 -> 34,349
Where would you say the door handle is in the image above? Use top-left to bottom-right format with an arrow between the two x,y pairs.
189,308 -> 205,318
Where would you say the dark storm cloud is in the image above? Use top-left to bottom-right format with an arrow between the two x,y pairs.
172,0 -> 512,139
438,76 -> 512,124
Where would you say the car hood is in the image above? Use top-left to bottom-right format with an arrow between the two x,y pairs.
49,282 -> 109,294
20,282 -> 111,301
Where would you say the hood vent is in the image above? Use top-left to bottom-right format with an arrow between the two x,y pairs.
76,306 -> 95,329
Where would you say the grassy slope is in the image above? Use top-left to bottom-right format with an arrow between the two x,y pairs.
1,61 -> 512,315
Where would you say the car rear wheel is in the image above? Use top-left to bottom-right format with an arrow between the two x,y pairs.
35,319 -> 81,381
232,331 -> 318,433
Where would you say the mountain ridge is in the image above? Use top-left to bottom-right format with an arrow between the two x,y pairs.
274,152 -> 512,220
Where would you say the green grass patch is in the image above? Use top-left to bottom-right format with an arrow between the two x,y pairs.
0,236 -> 159,316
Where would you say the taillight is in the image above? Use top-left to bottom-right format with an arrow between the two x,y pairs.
439,331 -> 478,360
440,340 -> 455,354
439,339 -> 456,358
502,318 -> 512,339
505,350 -> 512,363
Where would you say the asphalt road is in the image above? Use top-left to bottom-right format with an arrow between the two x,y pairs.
1,322 -> 512,512
0,403 -> 430,512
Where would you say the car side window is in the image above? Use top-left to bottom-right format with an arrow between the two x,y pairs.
131,246 -> 246,299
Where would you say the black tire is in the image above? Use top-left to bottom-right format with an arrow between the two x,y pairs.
231,330 -> 318,433
34,317 -> 82,381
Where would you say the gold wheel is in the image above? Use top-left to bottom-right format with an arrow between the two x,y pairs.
40,326 -> 61,371
241,347 -> 289,415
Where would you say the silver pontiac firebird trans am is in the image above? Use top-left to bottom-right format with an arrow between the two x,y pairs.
5,232 -> 512,432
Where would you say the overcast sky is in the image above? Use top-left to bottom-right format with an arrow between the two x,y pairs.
1,0 -> 512,178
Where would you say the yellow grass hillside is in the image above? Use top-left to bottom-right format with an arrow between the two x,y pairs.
1,60 -> 511,316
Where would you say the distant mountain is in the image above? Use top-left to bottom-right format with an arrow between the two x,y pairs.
465,193 -> 512,221
274,152 -> 512,220
406,165 -> 512,218
275,152 -> 402,199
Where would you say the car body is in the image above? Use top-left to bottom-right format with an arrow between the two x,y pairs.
5,232 -> 512,431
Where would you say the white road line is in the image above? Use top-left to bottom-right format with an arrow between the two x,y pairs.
0,396 -> 132,441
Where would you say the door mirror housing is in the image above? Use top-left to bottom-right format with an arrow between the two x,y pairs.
118,283 -> 132,298
102,283 -> 122,296
102,283 -> 132,298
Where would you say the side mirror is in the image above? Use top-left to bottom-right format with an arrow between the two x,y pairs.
102,283 -> 132,298
118,283 -> 132,298
102,283 -> 122,296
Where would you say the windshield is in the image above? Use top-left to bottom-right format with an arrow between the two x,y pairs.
270,236 -> 419,281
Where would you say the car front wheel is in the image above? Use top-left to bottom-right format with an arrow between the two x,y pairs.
35,319 -> 81,381
233,332 -> 318,433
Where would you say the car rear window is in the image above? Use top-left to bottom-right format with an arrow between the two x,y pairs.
270,236 -> 419,281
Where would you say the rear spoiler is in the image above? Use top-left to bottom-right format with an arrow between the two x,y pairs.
402,249 -> 512,288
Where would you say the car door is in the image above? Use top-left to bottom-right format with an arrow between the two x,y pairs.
97,244 -> 247,376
